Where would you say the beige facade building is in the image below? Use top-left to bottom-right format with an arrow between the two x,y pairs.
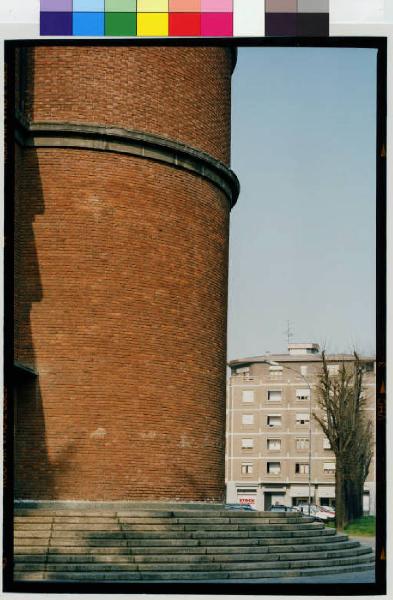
226,343 -> 376,514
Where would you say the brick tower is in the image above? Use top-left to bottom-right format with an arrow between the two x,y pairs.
13,46 -> 239,502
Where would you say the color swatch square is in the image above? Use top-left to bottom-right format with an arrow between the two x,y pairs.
201,11 -> 232,35
201,0 -> 232,12
40,0 -> 234,36
137,12 -> 169,35
105,11 -> 137,33
233,0 -> 264,37
169,12 -> 201,35
137,0 -> 168,11
298,0 -> 329,12
105,0 -> 137,10
265,0 -> 329,36
73,0 -> 105,11
73,11 -> 105,34
40,11 -> 73,34
41,0 -> 73,11
265,0 -> 296,12
169,0 -> 201,11
297,12 -> 329,35
265,12 -> 296,35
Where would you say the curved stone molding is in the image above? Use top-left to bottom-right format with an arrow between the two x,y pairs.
15,118 -> 240,208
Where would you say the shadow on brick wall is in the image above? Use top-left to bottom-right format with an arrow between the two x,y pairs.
14,137 -> 55,499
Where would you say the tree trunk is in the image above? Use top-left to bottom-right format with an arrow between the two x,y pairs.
353,480 -> 364,519
344,479 -> 352,522
335,461 -> 347,530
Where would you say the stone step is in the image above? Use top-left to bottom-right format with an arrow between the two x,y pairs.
14,531 -> 52,539
15,533 -> 347,553
14,514 -> 309,525
15,542 -> 372,562
14,522 -> 322,537
15,535 -> 348,554
14,560 -> 375,582
229,561 -> 375,581
15,538 -> 348,559
15,516 -> 118,524
14,554 -> 373,575
15,529 -> 324,547
178,522 -> 319,532
13,505 -> 373,584
43,531 -> 334,547
16,553 -> 212,565
14,523 -> 53,531
15,517 -> 54,524
14,508 -> 286,518
14,545 -> 371,570
14,523 -> 326,539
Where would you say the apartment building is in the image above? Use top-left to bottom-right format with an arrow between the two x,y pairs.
226,343 -> 376,514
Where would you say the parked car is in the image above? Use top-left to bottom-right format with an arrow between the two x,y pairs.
320,505 -> 335,513
317,506 -> 336,520
224,503 -> 256,511
268,504 -> 297,513
268,504 -> 287,512
296,504 -> 335,521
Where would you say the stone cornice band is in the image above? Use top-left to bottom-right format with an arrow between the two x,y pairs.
15,117 -> 240,209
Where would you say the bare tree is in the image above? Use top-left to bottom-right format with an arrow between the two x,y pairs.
314,352 -> 373,530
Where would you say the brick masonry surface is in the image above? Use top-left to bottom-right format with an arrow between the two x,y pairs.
14,46 -> 234,501
20,46 -> 232,164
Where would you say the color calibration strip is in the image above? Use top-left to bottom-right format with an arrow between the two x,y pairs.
40,0 -> 233,36
265,0 -> 329,36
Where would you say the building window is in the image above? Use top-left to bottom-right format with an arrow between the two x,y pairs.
236,367 -> 252,381
241,463 -> 253,475
268,390 -> 282,402
295,463 -> 309,474
269,365 -> 283,380
242,414 -> 254,425
267,438 -> 281,451
241,438 -> 254,449
296,413 -> 310,425
323,437 -> 332,450
296,437 -> 309,450
327,365 -> 339,375
267,462 -> 281,475
236,367 -> 250,375
296,388 -> 310,401
242,390 -> 255,403
267,415 -> 282,428
324,462 -> 336,475
300,365 -> 308,376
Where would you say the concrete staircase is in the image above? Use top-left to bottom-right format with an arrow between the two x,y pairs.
14,506 -> 374,582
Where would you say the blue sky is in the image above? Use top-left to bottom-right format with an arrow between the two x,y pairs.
228,46 -> 377,360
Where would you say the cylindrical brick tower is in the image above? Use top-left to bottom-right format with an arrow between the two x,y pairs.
14,46 -> 239,502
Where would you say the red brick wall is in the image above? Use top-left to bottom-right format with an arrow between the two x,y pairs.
25,46 -> 232,164
14,46 -> 233,501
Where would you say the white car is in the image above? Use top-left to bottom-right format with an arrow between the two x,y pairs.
297,504 -> 335,521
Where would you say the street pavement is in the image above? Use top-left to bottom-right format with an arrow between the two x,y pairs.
347,535 -> 375,549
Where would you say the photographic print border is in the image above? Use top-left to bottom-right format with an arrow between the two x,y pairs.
3,35 -> 386,595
